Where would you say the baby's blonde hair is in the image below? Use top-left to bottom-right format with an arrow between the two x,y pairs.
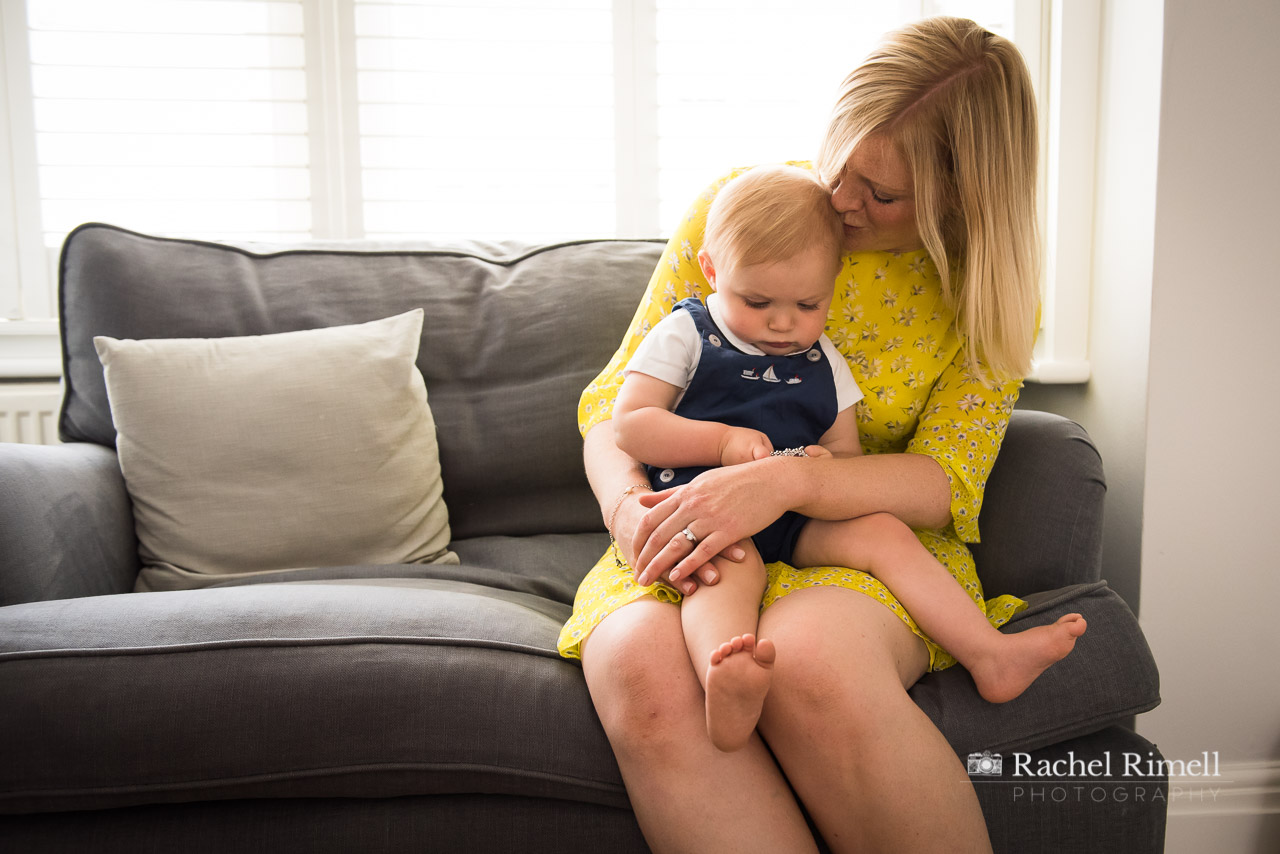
703,164 -> 843,273
817,16 -> 1040,379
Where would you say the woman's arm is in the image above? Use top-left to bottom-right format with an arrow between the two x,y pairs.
634,449 -> 950,584
779,450 -> 950,523
584,422 -> 735,594
783,395 -> 950,525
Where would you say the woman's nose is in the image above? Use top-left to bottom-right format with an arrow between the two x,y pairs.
831,180 -> 862,213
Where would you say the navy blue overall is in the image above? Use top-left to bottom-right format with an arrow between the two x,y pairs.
645,298 -> 839,564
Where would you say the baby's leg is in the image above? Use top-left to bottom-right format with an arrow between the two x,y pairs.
791,515 -> 1086,703
680,540 -> 775,752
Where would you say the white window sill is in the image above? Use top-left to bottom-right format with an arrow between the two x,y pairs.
1028,358 -> 1091,384
0,321 -> 61,379
3,322 -> 1093,385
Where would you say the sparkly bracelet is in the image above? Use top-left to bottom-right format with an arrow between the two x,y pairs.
771,447 -> 810,457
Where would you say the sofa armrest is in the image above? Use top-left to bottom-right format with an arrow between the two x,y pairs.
0,442 -> 138,605
911,581 -> 1161,756
970,410 -> 1106,599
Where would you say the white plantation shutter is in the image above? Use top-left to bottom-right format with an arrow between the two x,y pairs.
8,0 -> 1100,383
653,0 -> 1018,228
353,0 -> 616,239
18,0 -> 1018,250
26,0 -> 312,244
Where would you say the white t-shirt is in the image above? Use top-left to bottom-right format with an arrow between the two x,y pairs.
625,294 -> 864,413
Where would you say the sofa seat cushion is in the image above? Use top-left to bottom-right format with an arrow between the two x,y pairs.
1,565 -> 1159,816
208,533 -> 613,609
0,577 -> 626,814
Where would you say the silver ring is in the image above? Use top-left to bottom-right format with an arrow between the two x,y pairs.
680,527 -> 698,545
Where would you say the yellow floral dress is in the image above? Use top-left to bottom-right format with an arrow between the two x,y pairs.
556,163 -> 1028,671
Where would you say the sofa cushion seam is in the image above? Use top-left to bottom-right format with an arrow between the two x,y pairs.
0,635 -> 564,662
0,760 -> 627,803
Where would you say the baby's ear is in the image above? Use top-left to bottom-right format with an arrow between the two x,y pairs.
696,249 -> 717,288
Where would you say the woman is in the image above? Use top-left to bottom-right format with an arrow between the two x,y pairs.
558,17 -> 1039,853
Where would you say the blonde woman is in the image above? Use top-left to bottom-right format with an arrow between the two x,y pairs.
559,17 -> 1043,853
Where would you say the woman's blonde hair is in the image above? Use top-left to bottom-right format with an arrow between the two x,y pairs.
817,16 -> 1040,379
703,164 -> 843,272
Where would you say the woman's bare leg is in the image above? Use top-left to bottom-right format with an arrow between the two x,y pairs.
757,586 -> 993,854
581,597 -> 818,854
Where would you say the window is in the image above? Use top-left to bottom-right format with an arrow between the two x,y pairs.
0,0 -> 1094,381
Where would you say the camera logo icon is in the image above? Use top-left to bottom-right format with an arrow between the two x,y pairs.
967,751 -> 1003,776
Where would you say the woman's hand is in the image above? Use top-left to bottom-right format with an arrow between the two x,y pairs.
611,486 -> 732,595
632,457 -> 793,586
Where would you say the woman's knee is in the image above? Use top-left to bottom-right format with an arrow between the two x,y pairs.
581,602 -> 704,749
762,628 -> 864,723
757,590 -> 928,732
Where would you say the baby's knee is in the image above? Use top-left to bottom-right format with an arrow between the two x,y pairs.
857,511 -> 913,538
855,511 -> 922,556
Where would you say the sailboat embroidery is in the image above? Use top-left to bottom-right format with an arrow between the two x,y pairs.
742,369 -> 761,380
762,365 -> 781,383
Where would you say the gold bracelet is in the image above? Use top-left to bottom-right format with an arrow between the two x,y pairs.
606,483 -> 652,538
606,483 -> 652,569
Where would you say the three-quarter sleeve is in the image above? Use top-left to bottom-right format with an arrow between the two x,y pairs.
905,347 -> 1023,543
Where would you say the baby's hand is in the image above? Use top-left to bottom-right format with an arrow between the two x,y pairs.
803,444 -> 833,459
719,427 -> 773,467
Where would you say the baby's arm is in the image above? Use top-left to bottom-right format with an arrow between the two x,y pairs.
615,371 -> 773,468
809,406 -> 863,459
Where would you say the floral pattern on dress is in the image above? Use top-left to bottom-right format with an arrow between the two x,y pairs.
560,163 -> 1029,668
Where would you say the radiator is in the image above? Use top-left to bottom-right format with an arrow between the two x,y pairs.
0,383 -> 62,445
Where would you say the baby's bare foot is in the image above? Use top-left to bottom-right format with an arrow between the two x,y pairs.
970,614 -> 1087,704
705,633 -> 776,752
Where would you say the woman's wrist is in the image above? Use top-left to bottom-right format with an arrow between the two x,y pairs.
605,483 -> 652,539
760,452 -> 820,515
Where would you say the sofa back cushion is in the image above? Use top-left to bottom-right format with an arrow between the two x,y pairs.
58,224 -> 663,539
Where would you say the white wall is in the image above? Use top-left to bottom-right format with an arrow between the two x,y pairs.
1018,0 -> 1161,614
1021,0 -> 1280,849
1138,0 -> 1280,848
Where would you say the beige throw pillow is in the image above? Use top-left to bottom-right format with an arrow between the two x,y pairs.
95,309 -> 457,592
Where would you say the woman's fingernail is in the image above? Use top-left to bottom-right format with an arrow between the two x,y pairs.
706,570 -> 718,583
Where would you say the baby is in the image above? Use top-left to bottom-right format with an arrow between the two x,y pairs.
614,164 -> 1085,752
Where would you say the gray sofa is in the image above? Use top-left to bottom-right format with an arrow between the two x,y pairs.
0,223 -> 1165,852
